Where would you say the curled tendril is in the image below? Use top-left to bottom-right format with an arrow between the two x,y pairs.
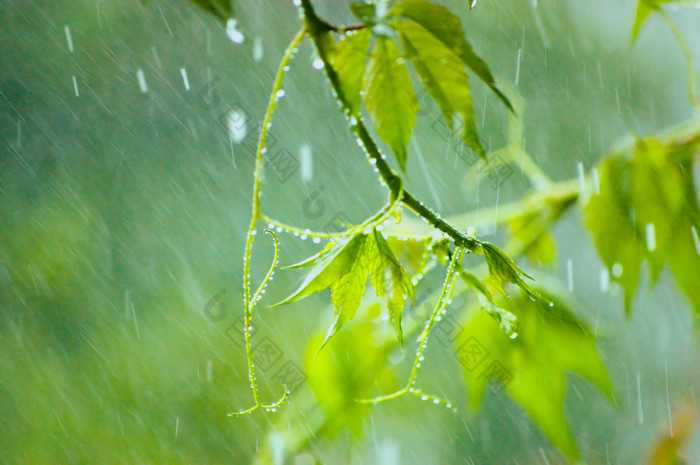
250,230 -> 280,306
231,230 -> 289,418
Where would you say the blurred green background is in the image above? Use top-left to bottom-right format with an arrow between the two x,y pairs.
1,0 -> 700,463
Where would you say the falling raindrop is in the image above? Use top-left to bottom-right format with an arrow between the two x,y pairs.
577,162 -> 586,191
645,223 -> 656,252
692,226 -> 700,254
180,68 -> 190,91
253,36 -> 264,62
136,69 -> 148,93
64,25 -> 74,53
226,109 -> 247,143
592,167 -> 600,194
599,267 -> 610,293
226,19 -> 245,44
636,372 -> 644,424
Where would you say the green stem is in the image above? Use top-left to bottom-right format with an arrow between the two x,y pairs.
356,246 -> 464,408
234,26 -> 307,417
410,246 -> 464,383
258,178 -> 403,239
298,0 -> 481,254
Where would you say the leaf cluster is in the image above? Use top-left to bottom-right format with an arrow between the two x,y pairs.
274,229 -> 414,350
585,132 -> 700,313
322,0 -> 513,170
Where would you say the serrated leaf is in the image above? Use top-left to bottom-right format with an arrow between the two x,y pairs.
392,19 -> 484,159
481,242 -> 545,304
585,157 -> 643,312
368,231 -> 414,348
329,30 -> 371,116
326,242 -> 371,347
283,241 -> 337,269
585,133 -> 700,314
363,36 -> 418,170
457,292 -> 612,462
273,235 -> 368,306
388,0 -> 513,112
276,230 -> 414,348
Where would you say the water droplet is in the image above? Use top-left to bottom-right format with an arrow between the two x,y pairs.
612,262 -> 623,278
226,109 -> 248,143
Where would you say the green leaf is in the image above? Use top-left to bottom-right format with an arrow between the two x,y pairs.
328,30 -> 371,116
349,2 -> 376,23
585,133 -> 700,314
388,0 -> 513,112
630,0 -> 699,40
585,157 -> 643,312
363,36 -> 418,170
186,0 -> 234,24
630,0 -> 689,40
392,19 -> 485,159
386,236 -> 428,275
458,267 -> 518,338
481,242 -> 546,305
274,236 -> 367,306
510,217 -> 556,265
368,231 -> 415,349
275,231 -> 414,348
327,240 -> 370,347
504,195 -> 577,266
304,321 -> 398,438
457,292 -> 612,462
